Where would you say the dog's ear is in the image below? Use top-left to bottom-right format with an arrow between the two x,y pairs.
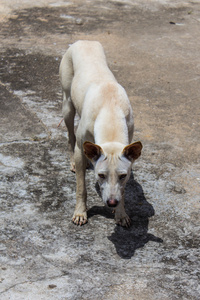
83,141 -> 103,161
122,141 -> 143,162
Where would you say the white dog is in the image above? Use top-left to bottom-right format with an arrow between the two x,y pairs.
59,40 -> 142,227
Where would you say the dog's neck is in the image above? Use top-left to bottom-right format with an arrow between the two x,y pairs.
94,106 -> 129,145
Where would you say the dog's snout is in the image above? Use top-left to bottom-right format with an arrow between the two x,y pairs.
107,198 -> 118,207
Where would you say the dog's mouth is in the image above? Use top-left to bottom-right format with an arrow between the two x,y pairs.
107,198 -> 118,208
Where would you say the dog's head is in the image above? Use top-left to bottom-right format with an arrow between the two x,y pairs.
83,141 -> 142,208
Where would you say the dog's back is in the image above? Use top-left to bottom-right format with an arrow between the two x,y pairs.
59,41 -> 117,112
61,40 -> 115,80
60,40 -> 134,149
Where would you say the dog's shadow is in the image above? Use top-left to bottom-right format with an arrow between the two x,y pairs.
87,173 -> 163,259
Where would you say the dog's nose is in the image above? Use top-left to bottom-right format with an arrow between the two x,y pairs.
107,198 -> 118,207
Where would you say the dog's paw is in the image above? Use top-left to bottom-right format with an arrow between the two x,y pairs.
115,213 -> 131,228
70,161 -> 90,173
70,162 -> 76,173
72,212 -> 88,226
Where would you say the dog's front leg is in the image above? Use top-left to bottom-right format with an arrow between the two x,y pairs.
72,143 -> 88,225
114,195 -> 131,228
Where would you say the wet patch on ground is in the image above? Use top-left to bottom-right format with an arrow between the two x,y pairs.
0,49 -> 60,99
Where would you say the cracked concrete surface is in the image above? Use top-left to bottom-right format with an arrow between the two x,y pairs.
0,0 -> 200,299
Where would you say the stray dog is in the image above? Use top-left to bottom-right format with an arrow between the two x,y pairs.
59,41 -> 142,227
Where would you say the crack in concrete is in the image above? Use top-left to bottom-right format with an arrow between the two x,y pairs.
0,272 -> 68,295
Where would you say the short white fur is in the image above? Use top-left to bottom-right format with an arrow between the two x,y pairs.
59,40 -> 142,227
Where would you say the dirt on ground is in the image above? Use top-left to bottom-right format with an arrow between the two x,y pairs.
0,0 -> 200,299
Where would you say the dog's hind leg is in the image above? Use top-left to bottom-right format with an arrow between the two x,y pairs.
60,48 -> 76,172
62,92 -> 76,172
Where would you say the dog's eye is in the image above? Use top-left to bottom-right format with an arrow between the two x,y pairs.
119,174 -> 127,180
98,174 -> 106,179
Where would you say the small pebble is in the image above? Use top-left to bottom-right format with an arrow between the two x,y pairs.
48,284 -> 57,289
75,18 -> 83,25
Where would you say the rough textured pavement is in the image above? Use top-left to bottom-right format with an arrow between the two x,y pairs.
0,0 -> 200,299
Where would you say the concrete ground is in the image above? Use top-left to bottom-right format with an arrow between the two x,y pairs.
0,0 -> 200,299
